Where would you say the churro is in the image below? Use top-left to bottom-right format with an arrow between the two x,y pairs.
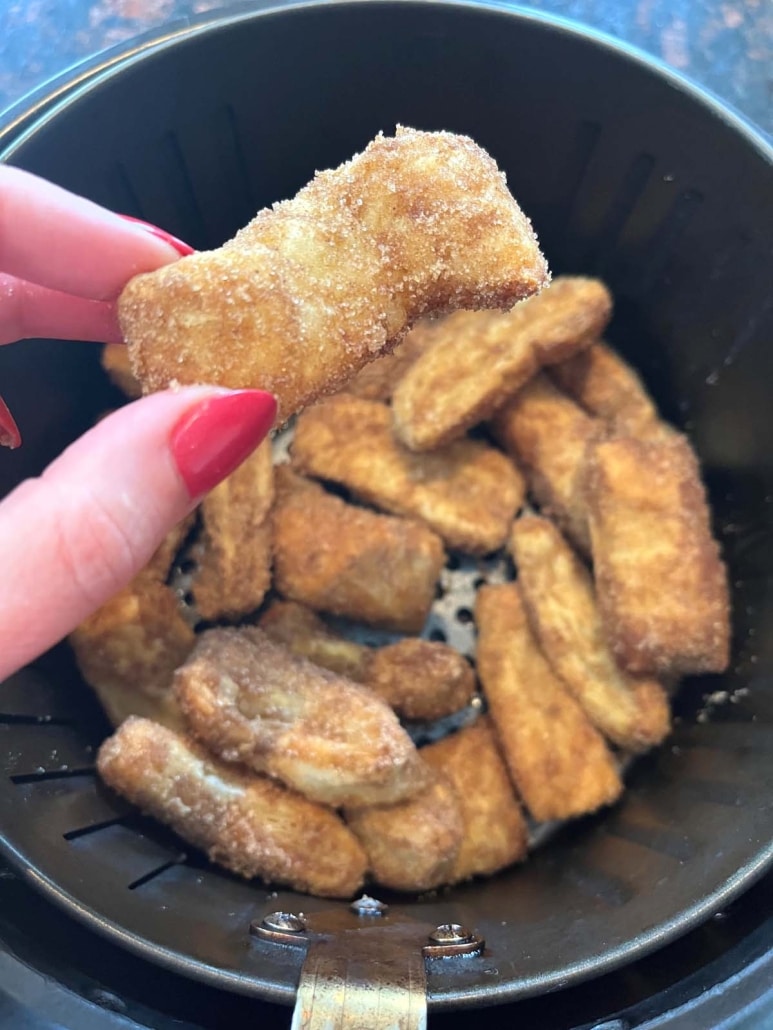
510,515 -> 670,752
98,717 -> 367,897
120,127 -> 548,421
174,627 -> 429,807
392,276 -> 611,450
292,394 -> 524,553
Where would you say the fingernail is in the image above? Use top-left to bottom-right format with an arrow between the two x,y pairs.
0,395 -> 21,449
170,390 -> 277,499
118,214 -> 196,257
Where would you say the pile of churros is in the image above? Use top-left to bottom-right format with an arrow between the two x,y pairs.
73,128 -> 730,899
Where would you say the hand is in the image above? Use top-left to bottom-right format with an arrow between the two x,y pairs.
0,168 -> 276,680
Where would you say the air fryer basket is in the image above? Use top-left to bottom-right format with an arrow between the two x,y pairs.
0,0 -> 771,1013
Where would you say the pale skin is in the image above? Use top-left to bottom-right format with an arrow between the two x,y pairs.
0,168 -> 270,680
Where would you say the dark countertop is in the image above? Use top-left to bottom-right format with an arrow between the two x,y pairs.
1,0 -> 771,138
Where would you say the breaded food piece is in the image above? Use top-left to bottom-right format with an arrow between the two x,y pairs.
586,435 -> 730,676
366,638 -> 475,721
191,440 -> 273,621
475,583 -> 622,820
345,771 -> 463,892
259,601 -> 474,720
510,516 -> 670,752
292,394 -> 525,553
119,127 -> 548,422
392,276 -> 612,451
97,717 -> 367,897
343,325 -> 434,402
491,374 -> 601,552
258,599 -> 371,680
174,627 -> 429,808
548,340 -> 666,439
272,468 -> 445,632
422,717 -> 528,880
70,519 -> 195,731
101,344 -> 142,399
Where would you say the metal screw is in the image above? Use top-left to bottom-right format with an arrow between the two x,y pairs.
262,911 -> 307,933
350,894 -> 389,916
428,923 -> 473,945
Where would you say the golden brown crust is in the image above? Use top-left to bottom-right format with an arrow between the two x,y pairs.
258,600 -> 475,721
343,324 -> 436,401
258,600 -> 371,680
365,638 -> 475,721
475,584 -> 622,820
271,468 -> 445,632
97,718 -> 367,897
101,344 -> 142,399
119,127 -> 548,422
421,717 -> 528,880
292,394 -> 524,553
548,340 -> 668,440
391,276 -> 612,451
71,582 -> 194,729
345,771 -> 463,892
491,374 -> 601,552
510,516 -> 670,752
174,627 -> 429,807
586,435 -> 730,675
70,520 -> 196,730
191,440 -> 274,621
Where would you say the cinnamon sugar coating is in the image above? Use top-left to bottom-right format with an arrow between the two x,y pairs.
119,127 -> 548,422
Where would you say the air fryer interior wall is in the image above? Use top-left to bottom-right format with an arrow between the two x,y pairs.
0,0 -> 771,1011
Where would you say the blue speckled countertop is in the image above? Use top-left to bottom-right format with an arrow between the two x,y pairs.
1,0 -> 771,137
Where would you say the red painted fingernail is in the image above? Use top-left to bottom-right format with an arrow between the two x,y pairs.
0,395 -> 21,450
170,390 -> 277,499
118,214 -> 196,257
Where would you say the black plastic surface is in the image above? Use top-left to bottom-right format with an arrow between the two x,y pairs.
0,0 -> 771,1012
0,857 -> 772,1029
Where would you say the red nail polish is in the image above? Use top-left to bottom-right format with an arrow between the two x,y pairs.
0,395 -> 21,449
170,391 -> 277,499
118,214 -> 196,257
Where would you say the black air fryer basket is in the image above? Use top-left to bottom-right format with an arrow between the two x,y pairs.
0,0 -> 771,1019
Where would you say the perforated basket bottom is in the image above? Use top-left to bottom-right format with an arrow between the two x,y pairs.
1,448 -> 771,1009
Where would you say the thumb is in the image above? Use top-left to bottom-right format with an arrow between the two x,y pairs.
0,386 -> 276,679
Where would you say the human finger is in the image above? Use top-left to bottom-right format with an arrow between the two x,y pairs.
0,272 -> 121,346
0,165 -> 193,301
0,386 -> 276,680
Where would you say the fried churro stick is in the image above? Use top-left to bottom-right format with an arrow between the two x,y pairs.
366,638 -> 475,722
272,468 -> 445,632
392,276 -> 612,451
510,516 -> 670,752
292,395 -> 524,553
343,325 -> 434,402
548,340 -> 667,439
586,435 -> 730,676
345,771 -> 463,892
98,718 -> 367,897
119,127 -> 548,422
491,374 -> 601,552
191,440 -> 273,621
259,601 -> 474,721
422,717 -> 528,880
258,599 -> 370,680
101,344 -> 142,399
174,628 -> 429,807
475,584 -> 622,820
70,518 -> 195,731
